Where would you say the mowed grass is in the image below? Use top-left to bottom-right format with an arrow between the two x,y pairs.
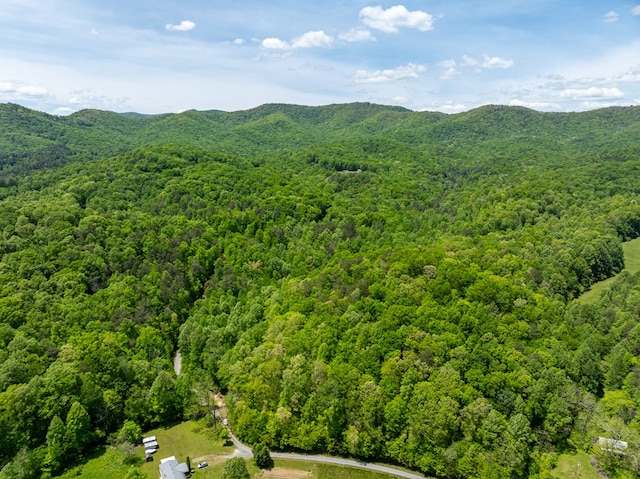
57,419 -> 234,479
139,420 -> 235,478
550,450 -> 601,479
272,458 -> 415,479
577,237 -> 640,303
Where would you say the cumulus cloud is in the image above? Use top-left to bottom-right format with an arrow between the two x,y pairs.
339,28 -> 376,43
261,37 -> 290,50
482,55 -> 514,69
233,38 -> 245,45
355,63 -> 426,83
633,5 -> 640,15
559,87 -> 624,99
604,11 -> 619,23
262,30 -> 334,50
292,30 -> 333,48
360,5 -> 434,33
165,20 -> 196,32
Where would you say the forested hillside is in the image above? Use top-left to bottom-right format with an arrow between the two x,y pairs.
1,102 -> 640,478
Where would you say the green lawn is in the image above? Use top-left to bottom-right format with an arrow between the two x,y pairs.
550,450 -> 601,479
273,458 -> 416,479
578,237 -> 640,303
57,419 -> 235,479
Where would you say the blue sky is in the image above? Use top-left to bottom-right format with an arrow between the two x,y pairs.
1,0 -> 639,114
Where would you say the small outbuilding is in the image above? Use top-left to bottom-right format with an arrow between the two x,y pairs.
597,436 -> 628,454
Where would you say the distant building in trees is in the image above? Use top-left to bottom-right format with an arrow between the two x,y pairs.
597,436 -> 628,454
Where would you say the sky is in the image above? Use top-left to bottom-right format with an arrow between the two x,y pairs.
1,0 -> 639,115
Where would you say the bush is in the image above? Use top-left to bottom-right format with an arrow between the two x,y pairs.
222,457 -> 250,479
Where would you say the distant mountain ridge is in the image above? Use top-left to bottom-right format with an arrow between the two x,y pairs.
1,101 -> 639,172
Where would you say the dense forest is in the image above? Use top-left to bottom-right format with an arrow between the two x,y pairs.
1,101 -> 640,478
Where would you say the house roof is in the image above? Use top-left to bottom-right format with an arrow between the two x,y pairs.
159,458 -> 188,479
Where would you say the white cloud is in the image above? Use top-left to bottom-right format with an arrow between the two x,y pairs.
339,29 -> 376,43
482,55 -> 514,69
559,87 -> 624,99
435,103 -> 468,113
18,85 -> 48,96
292,30 -> 333,49
0,81 -> 48,97
456,55 -> 513,72
165,20 -> 196,32
509,99 -> 560,110
604,11 -> 619,23
262,30 -> 334,51
633,5 -> 640,15
262,37 -> 290,50
53,106 -> 74,115
438,60 -> 460,79
393,96 -> 409,104
355,63 -> 426,83
66,90 -> 129,110
461,55 -> 478,67
360,5 -> 434,33
233,38 -> 245,45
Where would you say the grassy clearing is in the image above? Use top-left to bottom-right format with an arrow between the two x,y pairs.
139,420 -> 235,478
550,450 -> 601,479
57,419 -> 234,479
58,447 -> 133,479
577,237 -> 640,303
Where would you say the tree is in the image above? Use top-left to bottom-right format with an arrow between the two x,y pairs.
117,420 -> 142,444
253,442 -> 274,470
65,402 -> 91,455
222,457 -> 250,479
45,416 -> 67,472
148,371 -> 179,423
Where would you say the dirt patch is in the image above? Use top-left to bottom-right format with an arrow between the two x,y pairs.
213,393 -> 228,417
191,454 -> 227,464
260,467 -> 310,479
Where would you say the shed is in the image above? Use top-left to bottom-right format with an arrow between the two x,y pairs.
597,436 -> 628,454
